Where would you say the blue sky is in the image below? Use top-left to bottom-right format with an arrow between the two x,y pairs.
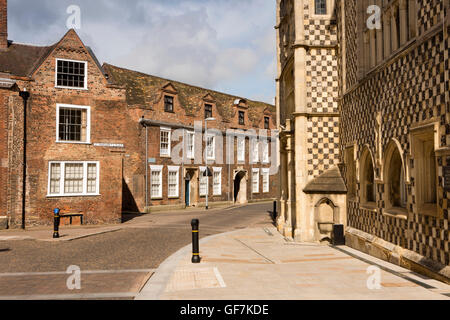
8,0 -> 277,104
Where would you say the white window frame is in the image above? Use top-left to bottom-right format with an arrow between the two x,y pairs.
160,127 -> 172,157
206,135 -> 215,161
199,166 -> 207,196
262,140 -> 269,164
150,165 -> 163,199
186,131 -> 195,160
252,168 -> 260,194
237,137 -> 245,162
47,161 -> 100,197
55,58 -> 88,90
56,104 -> 91,144
213,167 -> 222,196
262,168 -> 270,193
168,166 -> 180,198
252,140 -> 259,164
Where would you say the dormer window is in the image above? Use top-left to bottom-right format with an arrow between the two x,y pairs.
239,111 -> 245,125
264,117 -> 270,129
55,58 -> 87,90
205,104 -> 213,119
164,95 -> 174,113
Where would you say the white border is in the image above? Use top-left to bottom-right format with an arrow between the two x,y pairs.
252,168 -> 260,194
150,165 -> 163,199
55,58 -> 88,90
213,167 -> 222,196
47,161 -> 100,197
56,104 -> 91,144
167,166 -> 180,198
160,127 -> 172,158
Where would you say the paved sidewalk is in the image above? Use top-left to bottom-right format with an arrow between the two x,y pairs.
136,227 -> 450,300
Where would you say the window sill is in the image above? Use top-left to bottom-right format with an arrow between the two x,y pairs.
160,155 -> 171,158
168,196 -> 180,199
383,208 -> 408,220
418,204 -> 439,217
56,141 -> 91,145
47,194 -> 100,198
151,197 -> 163,201
55,86 -> 88,91
360,202 -> 377,211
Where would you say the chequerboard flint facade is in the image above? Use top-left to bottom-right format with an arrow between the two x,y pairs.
0,0 -> 277,228
276,0 -> 449,280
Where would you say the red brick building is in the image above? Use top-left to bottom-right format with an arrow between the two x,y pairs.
0,0 -> 277,228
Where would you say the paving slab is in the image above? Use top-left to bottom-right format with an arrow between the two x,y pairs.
137,227 -> 450,300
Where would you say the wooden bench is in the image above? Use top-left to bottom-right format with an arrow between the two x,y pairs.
60,213 -> 84,225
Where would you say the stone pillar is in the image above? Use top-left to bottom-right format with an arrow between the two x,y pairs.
283,120 -> 294,237
391,5 -> 399,52
383,10 -> 391,58
277,141 -> 287,232
399,0 -> 408,45
369,29 -> 376,68
376,0 -> 384,64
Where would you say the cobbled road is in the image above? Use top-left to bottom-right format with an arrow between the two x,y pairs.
0,202 -> 274,299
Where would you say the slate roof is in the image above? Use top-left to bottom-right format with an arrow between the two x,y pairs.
303,166 -> 347,194
103,63 -> 276,125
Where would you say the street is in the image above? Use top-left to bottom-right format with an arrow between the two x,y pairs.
0,203 -> 274,299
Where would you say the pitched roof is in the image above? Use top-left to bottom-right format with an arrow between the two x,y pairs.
0,42 -> 56,77
102,63 -> 275,124
0,30 -> 108,81
303,166 -> 347,194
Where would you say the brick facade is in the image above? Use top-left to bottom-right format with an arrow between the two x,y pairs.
0,5 -> 278,227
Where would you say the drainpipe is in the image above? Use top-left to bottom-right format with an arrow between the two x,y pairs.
140,117 -> 149,211
19,88 -> 30,230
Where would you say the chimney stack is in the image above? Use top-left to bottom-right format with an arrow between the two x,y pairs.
0,0 -> 7,50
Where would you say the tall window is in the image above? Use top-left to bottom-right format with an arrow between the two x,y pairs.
168,166 -> 180,198
56,59 -> 87,89
252,169 -> 260,194
150,166 -> 163,199
213,168 -> 222,196
57,104 -> 90,143
160,128 -> 171,157
237,137 -> 245,162
262,140 -> 269,163
346,146 -> 357,199
252,140 -> 259,164
164,95 -> 174,113
205,104 -> 213,119
385,143 -> 407,210
199,168 -> 207,196
361,148 -> 376,205
262,168 -> 270,193
48,161 -> 99,197
239,111 -> 245,125
206,135 -> 215,160
412,128 -> 437,215
315,0 -> 327,15
186,131 -> 195,159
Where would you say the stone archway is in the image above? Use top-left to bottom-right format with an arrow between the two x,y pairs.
233,170 -> 247,204
314,198 -> 337,243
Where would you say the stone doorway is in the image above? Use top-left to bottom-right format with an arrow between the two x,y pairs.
234,170 -> 248,204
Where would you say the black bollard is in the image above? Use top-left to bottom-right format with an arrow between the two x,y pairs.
273,201 -> 277,221
53,208 -> 60,239
191,219 -> 200,263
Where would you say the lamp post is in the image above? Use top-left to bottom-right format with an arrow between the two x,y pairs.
204,117 -> 216,210
19,88 -> 30,230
